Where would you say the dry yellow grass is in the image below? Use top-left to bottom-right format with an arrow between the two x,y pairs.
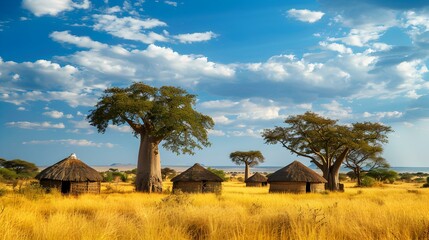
1,181 -> 429,240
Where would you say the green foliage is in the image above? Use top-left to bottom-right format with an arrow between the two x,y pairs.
361,176 -> 376,187
229,151 -> 264,167
423,177 -> 429,188
399,173 -> 413,182
338,173 -> 349,181
0,158 -> 39,182
366,169 -> 398,183
102,169 -> 128,182
124,168 -> 137,175
346,171 -> 357,180
262,112 -> 392,190
161,167 -> 177,180
2,159 -> 38,176
207,167 -> 228,181
0,168 -> 17,181
87,82 -> 214,155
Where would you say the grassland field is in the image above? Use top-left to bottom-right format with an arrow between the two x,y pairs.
1,181 -> 429,240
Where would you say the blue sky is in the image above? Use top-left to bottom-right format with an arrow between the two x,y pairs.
1,0 -> 429,167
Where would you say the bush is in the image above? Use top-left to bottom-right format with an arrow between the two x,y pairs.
339,173 -> 349,181
361,176 -> 376,187
0,168 -> 17,181
366,169 -> 398,183
422,177 -> 429,188
102,170 -> 128,182
207,167 -> 228,181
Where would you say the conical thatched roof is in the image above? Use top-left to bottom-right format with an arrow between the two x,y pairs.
245,172 -> 268,183
268,161 -> 327,183
171,163 -> 223,182
36,154 -> 102,182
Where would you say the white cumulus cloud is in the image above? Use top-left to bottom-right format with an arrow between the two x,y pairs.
50,31 -> 108,49
6,121 -> 65,129
23,139 -> 115,148
22,0 -> 90,17
174,31 -> 218,43
287,9 -> 325,23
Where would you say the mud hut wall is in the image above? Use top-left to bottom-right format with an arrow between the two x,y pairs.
309,183 -> 325,193
70,181 -> 101,194
269,182 -> 306,193
40,179 -> 62,189
173,181 -> 203,193
246,182 -> 263,187
203,182 -> 222,193
173,181 -> 222,193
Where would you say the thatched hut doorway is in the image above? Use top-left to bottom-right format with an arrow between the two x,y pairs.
61,181 -> 71,194
306,182 -> 311,193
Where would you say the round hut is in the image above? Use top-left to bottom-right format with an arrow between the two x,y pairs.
245,172 -> 268,187
267,160 -> 327,193
36,153 -> 102,194
171,163 -> 223,193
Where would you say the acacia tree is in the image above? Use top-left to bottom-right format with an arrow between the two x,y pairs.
87,82 -> 214,192
262,112 -> 392,191
344,122 -> 392,186
229,151 -> 265,180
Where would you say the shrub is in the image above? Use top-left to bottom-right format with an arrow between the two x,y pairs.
422,177 -> 429,188
207,167 -> 228,181
339,173 -> 349,181
361,176 -> 376,187
366,169 -> 398,183
0,168 -> 17,181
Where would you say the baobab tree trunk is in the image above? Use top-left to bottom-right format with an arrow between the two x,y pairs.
244,163 -> 250,180
323,166 -> 341,191
323,149 -> 349,191
135,135 -> 162,193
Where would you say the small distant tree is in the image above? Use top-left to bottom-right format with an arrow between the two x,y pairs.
161,167 -> 177,180
0,168 -> 18,181
229,151 -> 264,180
343,122 -> 392,186
2,159 -> 38,178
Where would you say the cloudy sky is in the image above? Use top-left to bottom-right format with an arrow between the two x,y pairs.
1,0 -> 429,167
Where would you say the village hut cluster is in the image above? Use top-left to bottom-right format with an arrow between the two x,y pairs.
36,153 -> 328,195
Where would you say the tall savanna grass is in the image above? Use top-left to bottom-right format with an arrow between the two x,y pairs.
1,181 -> 429,239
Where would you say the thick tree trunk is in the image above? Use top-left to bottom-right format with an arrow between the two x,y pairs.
323,167 -> 340,191
244,164 -> 250,181
135,134 -> 162,193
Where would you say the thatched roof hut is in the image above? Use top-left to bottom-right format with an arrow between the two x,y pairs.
268,160 -> 327,193
171,163 -> 223,193
36,153 -> 102,194
245,172 -> 268,187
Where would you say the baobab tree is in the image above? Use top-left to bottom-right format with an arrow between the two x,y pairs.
262,112 -> 392,191
229,151 -> 265,180
87,82 -> 214,192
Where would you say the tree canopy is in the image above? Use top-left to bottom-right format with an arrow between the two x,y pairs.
88,82 -> 214,155
87,82 -> 214,192
262,111 -> 392,191
230,151 -> 265,180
